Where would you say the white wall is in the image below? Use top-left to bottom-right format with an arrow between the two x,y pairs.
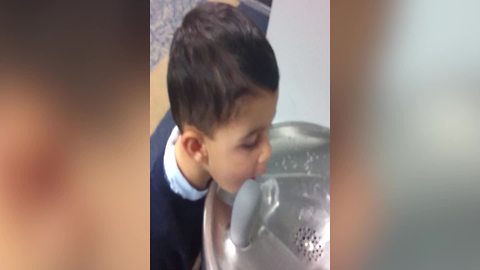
267,0 -> 330,128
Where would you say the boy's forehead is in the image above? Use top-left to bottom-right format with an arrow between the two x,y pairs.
238,90 -> 278,119
238,87 -> 276,107
215,91 -> 278,136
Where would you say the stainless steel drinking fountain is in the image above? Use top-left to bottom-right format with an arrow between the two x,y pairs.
203,122 -> 330,270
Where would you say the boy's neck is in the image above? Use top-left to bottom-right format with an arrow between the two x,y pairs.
174,140 -> 211,191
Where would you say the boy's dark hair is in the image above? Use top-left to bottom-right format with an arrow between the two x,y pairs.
167,2 -> 279,136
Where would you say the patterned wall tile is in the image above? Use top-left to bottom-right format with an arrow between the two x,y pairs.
150,0 -> 205,70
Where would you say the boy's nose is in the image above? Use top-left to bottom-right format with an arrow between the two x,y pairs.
257,140 -> 272,165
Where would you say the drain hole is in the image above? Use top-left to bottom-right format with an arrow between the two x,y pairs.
294,227 -> 324,262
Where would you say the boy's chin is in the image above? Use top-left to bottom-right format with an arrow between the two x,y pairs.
217,178 -> 250,194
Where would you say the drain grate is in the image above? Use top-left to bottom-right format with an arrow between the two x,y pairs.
294,227 -> 324,262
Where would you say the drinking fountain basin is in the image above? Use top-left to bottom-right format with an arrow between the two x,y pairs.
203,122 -> 330,270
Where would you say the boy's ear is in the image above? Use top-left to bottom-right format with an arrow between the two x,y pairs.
179,126 -> 208,163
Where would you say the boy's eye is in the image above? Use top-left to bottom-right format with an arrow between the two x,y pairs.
242,142 -> 257,149
241,136 -> 259,149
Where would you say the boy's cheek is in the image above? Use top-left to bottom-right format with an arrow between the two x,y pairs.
208,152 -> 258,191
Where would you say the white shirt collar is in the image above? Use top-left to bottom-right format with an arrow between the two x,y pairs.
163,126 -> 208,201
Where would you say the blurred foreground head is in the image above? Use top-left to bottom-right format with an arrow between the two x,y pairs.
0,1 -> 149,269
331,0 -> 387,269
333,1 -> 480,269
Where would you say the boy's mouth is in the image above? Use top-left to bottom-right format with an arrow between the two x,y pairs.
252,166 -> 267,180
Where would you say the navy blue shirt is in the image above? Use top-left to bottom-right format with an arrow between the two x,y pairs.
150,111 -> 205,270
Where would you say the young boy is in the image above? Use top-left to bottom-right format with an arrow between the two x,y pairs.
150,2 -> 279,269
